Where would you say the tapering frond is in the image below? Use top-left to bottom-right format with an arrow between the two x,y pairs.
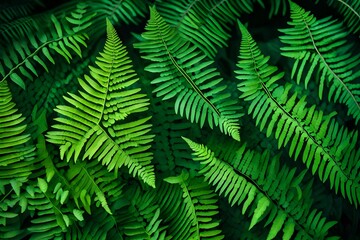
156,0 -> 255,57
183,137 -> 338,239
164,170 -> 223,239
46,19 -> 155,188
134,7 -> 242,141
236,22 -> 360,207
0,3 -> 93,89
279,1 -> 360,123
0,81 -> 36,191
324,0 -> 360,34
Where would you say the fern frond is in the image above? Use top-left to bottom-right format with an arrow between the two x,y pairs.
164,170 -> 223,239
0,15 -> 44,44
183,137 -> 338,239
113,185 -> 167,239
0,3 -> 93,89
0,0 -> 42,24
268,0 -> 288,18
325,0 -> 360,34
26,178 -> 74,239
47,19 -> 155,188
65,207 -> 120,240
148,94 -> 201,175
134,7 -> 242,141
236,22 -> 360,207
279,1 -> 360,123
156,0 -> 255,57
0,81 -> 36,191
90,0 -> 147,25
65,161 -> 112,215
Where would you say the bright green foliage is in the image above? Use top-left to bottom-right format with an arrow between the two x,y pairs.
47,19 -> 155,188
279,1 -> 360,123
0,81 -> 36,193
236,22 -> 360,207
134,7 -> 242,141
156,0 -> 257,57
183,137 -> 337,239
1,0 -> 359,239
164,170 -> 223,239
0,3 -> 93,90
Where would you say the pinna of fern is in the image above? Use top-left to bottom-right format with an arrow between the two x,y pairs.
134,7 -> 243,142
279,1 -> 360,123
46,19 -> 156,188
236,20 -> 360,208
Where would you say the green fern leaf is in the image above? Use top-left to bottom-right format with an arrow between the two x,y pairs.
164,170 -> 224,239
236,21 -> 360,207
47,19 -> 155,188
279,1 -> 360,123
324,0 -> 360,34
156,0 -> 255,57
0,3 -> 93,89
114,185 -> 167,239
0,81 -> 36,191
183,137 -> 338,239
134,7 -> 242,141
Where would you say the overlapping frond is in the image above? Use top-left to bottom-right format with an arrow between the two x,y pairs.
236,22 -> 360,207
0,15 -> 45,44
114,185 -> 167,239
0,0 -> 42,24
324,0 -> 360,34
26,179 -> 73,239
134,7 -> 242,141
156,0 -> 255,57
90,0 -> 147,25
183,137 -> 338,239
163,170 -> 223,239
268,0 -> 288,18
149,96 -> 201,175
46,19 -> 155,187
279,1 -> 360,123
0,81 -> 36,191
0,3 -> 93,89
